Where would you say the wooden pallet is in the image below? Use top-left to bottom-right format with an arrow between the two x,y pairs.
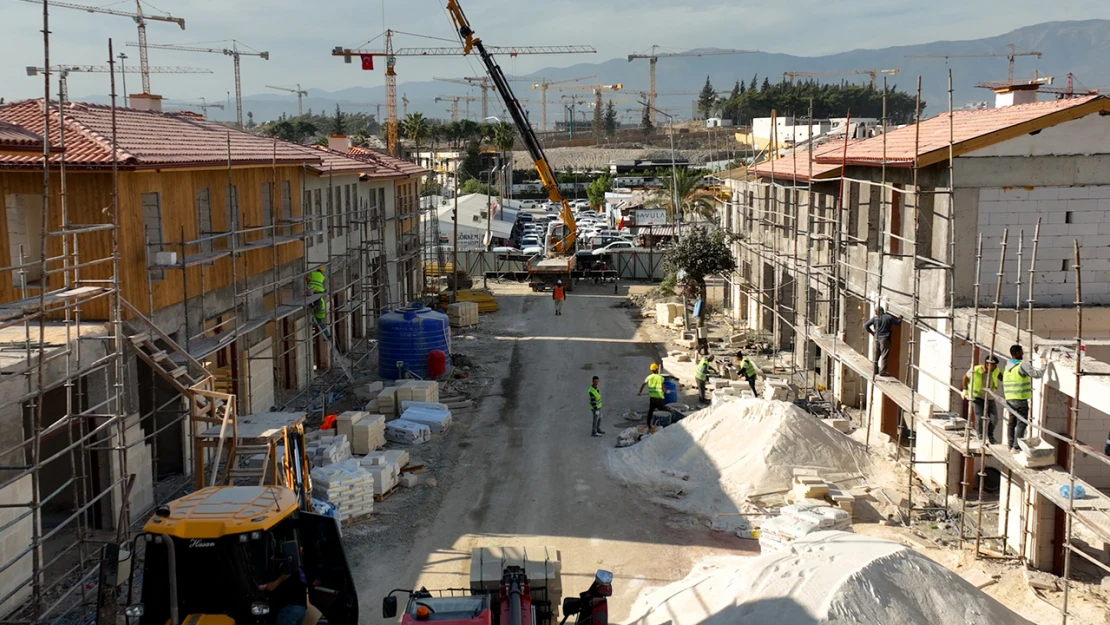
341,511 -> 374,527
373,484 -> 399,502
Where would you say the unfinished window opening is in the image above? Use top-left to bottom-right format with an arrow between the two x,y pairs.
303,190 -> 313,247
225,185 -> 240,249
195,188 -> 212,253
282,180 -> 293,222
1065,211 -> 1073,224
141,192 -> 165,281
261,182 -> 274,230
6,193 -> 45,287
344,184 -> 352,232
888,185 -> 903,256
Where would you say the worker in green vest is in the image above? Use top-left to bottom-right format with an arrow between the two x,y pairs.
694,354 -> 716,404
1002,344 -> 1044,450
588,376 -> 605,437
307,266 -> 330,339
734,351 -> 759,396
638,363 -> 666,430
962,355 -> 1000,444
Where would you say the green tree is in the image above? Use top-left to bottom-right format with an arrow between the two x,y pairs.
421,177 -> 444,196
457,140 -> 483,182
592,98 -> 604,143
331,104 -> 346,135
640,105 -> 654,136
749,74 -> 758,93
698,75 -> 717,119
663,226 -> 736,323
603,100 -> 618,139
246,111 -> 256,129
585,174 -> 612,209
459,178 -> 499,196
401,112 -> 430,164
659,169 -> 717,221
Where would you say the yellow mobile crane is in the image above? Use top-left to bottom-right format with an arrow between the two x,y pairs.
447,0 -> 579,291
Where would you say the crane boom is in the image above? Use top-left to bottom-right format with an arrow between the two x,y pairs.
906,44 -> 1041,83
626,45 -> 757,124
445,0 -> 577,255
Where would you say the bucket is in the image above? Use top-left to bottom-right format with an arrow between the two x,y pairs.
427,349 -> 447,378
663,379 -> 679,404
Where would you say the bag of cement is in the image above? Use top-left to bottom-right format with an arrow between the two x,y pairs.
400,400 -> 447,413
400,405 -> 452,434
616,425 -> 648,448
385,419 -> 431,445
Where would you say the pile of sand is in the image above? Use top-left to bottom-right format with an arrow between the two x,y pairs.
608,399 -> 870,519
627,531 -> 1034,625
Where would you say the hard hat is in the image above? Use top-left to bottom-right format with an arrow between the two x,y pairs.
650,363 -> 659,372
985,355 -> 999,364
556,280 -> 562,285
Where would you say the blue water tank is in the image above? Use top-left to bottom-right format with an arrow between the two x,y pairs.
378,306 -> 451,379
663,379 -> 679,404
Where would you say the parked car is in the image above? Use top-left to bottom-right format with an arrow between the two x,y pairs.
572,200 -> 591,209
518,200 -> 538,209
491,246 -> 522,254
517,212 -> 534,223
521,244 -> 544,255
592,240 -> 639,255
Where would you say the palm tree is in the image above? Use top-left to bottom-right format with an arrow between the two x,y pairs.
659,169 -> 717,222
491,122 -> 515,200
400,112 -> 430,164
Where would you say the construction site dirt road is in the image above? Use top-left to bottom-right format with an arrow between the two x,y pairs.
344,282 -> 752,622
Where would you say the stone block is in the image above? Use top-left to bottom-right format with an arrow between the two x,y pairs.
354,381 -> 385,401
400,473 -> 419,488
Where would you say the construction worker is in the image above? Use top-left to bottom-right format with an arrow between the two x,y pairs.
307,266 -> 330,339
553,280 -> 566,316
962,355 -> 1001,444
1002,344 -> 1044,450
694,354 -> 716,404
588,376 -> 605,437
863,306 -> 903,377
734,351 -> 759,396
637,363 -> 666,430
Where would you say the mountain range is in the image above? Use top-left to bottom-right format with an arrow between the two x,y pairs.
78,19 -> 1110,126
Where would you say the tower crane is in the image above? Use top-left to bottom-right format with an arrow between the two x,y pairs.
16,0 -> 185,95
435,76 -> 496,119
167,98 -> 225,117
266,84 -> 308,116
543,84 -> 623,121
434,95 -> 478,122
906,44 -> 1041,84
25,65 -> 211,101
131,40 -> 269,129
510,75 -> 594,132
627,45 -> 758,123
782,68 -> 900,89
332,32 -> 595,155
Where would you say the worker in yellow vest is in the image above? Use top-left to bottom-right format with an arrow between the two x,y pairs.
694,354 -> 716,404
1002,344 -> 1044,450
638,363 -> 666,430
588,376 -> 605,437
961,355 -> 1000,444
734,351 -> 759,396
307,266 -> 330,338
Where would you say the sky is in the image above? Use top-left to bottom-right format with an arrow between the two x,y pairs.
4,0 -> 1110,103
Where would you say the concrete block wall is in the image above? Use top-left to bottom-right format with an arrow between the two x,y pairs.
999,475 -> 1057,571
246,338 -> 276,414
1070,403 -> 1110,490
0,476 -> 34,620
914,423 -> 954,490
977,185 -> 1110,306
110,420 -> 154,524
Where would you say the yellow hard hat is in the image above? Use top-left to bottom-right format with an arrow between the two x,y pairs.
650,363 -> 659,372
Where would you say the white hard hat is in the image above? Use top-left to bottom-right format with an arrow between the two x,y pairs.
556,280 -> 562,285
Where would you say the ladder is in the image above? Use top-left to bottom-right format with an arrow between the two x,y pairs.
120,298 -> 239,489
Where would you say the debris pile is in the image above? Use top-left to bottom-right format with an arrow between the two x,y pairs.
609,398 -> 870,521
626,531 -> 1035,625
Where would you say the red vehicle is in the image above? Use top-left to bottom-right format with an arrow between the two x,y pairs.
382,568 -> 612,625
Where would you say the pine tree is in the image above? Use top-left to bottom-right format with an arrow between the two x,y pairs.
331,104 -> 346,134
697,75 -> 716,120
592,97 -> 604,143
640,105 -> 654,136
761,77 -> 771,92
603,100 -> 618,139
749,74 -> 758,93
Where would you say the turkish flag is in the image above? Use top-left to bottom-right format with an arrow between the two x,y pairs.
360,54 -> 374,70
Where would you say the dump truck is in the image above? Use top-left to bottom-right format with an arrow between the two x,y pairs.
383,547 -> 612,625
122,425 -> 359,625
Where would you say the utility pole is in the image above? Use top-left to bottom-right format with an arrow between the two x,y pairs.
118,53 -> 128,106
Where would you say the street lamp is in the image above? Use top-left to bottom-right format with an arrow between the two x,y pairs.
484,115 -> 510,215
639,100 -> 681,240
480,168 -> 495,251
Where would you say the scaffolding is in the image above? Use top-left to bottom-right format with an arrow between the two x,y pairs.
727,71 -> 1110,623
0,28 -> 129,625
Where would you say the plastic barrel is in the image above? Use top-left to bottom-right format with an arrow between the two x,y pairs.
663,379 -> 679,404
378,306 -> 451,379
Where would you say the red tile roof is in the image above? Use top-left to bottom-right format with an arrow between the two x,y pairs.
0,99 -> 322,170
0,120 -> 47,153
346,146 -> 428,178
750,141 -> 862,182
814,96 -> 1110,168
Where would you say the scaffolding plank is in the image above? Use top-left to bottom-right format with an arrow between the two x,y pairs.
0,286 -> 105,320
180,250 -> 231,267
174,332 -> 237,364
236,235 -> 302,251
990,444 -> 1110,543
200,411 -> 306,441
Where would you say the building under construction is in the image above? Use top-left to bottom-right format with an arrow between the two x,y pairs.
0,91 -> 426,623
725,82 -> 1110,623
